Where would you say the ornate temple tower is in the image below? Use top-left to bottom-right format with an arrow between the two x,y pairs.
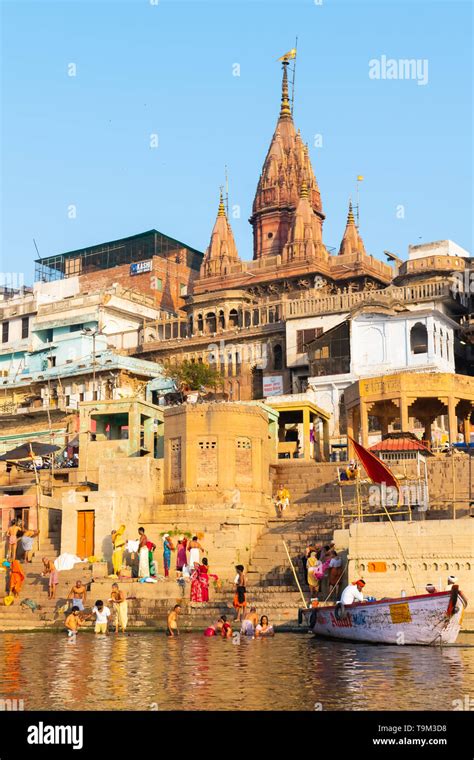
249,59 -> 325,261
201,191 -> 241,278
338,200 -> 367,257
283,180 -> 329,263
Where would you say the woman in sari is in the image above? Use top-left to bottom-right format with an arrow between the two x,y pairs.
9,560 -> 25,600
176,538 -> 187,577
162,534 -> 174,578
199,558 -> 218,603
190,562 -> 205,602
137,527 -> 149,578
306,551 -> 320,593
109,582 -> 128,634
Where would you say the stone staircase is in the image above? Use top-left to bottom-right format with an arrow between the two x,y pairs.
0,533 -> 94,631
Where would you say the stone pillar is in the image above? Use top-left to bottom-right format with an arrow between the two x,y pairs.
128,408 -> 141,456
303,407 -> 311,460
322,418 -> 330,461
143,416 -> 154,454
463,414 -> 471,446
346,408 -> 354,460
423,419 -> 433,448
399,396 -> 409,433
360,401 -> 369,448
447,396 -> 458,444
380,416 -> 389,438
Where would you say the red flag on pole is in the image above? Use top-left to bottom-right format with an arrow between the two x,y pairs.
348,436 -> 399,491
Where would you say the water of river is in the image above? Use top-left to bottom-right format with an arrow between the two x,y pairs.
0,632 -> 472,711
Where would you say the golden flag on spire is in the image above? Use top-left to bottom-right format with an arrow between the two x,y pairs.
278,48 -> 297,61
357,175 -> 364,181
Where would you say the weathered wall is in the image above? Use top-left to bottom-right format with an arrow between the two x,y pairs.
78,252 -> 200,313
60,458 -> 163,560
334,519 -> 474,600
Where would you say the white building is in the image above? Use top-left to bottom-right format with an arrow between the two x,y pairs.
284,306 -> 458,442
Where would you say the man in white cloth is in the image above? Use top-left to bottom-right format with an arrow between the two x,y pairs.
340,578 -> 366,605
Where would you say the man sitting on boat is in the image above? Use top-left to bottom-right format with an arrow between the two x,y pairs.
340,579 -> 366,606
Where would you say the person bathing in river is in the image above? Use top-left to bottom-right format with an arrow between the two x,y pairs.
109,582 -> 128,634
167,604 -> 181,637
255,615 -> 274,637
218,615 -> 233,638
241,607 -> 258,636
65,606 -> 83,640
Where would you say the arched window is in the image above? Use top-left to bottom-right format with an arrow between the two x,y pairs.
273,344 -> 283,370
205,312 -> 217,334
433,324 -> 437,353
197,314 -> 204,333
218,310 -> 225,330
410,322 -> 428,354
229,309 -> 239,328
440,329 -> 444,358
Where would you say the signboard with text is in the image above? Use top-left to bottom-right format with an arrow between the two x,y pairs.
130,260 -> 152,276
263,375 -> 284,397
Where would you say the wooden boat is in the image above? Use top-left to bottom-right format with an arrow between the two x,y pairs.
304,588 -> 466,646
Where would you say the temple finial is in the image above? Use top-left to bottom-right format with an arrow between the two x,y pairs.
279,60 -> 292,119
218,187 -> 226,217
347,198 -> 355,224
300,179 -> 309,199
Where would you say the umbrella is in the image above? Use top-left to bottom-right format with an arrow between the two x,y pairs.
0,442 -> 60,461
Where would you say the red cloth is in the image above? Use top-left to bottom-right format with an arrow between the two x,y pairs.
349,436 -> 399,491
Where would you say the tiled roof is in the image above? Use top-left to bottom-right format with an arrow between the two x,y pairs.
369,438 -> 432,453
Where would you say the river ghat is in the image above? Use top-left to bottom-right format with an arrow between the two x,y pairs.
0,632 -> 473,712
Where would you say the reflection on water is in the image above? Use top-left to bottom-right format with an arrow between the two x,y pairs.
0,632 -> 472,711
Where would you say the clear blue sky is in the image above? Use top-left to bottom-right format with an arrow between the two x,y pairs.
1,0 -> 472,284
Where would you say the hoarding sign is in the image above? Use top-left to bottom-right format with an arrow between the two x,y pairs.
130,260 -> 152,276
263,375 -> 283,397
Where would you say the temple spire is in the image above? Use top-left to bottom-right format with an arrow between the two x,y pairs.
200,189 -> 241,278
339,198 -> 367,257
279,60 -> 292,119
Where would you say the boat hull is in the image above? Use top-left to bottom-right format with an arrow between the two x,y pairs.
308,591 -> 465,646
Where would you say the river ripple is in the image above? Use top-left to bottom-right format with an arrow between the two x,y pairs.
0,632 -> 472,711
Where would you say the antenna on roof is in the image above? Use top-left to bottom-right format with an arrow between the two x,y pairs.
33,238 -> 41,259
225,165 -> 229,217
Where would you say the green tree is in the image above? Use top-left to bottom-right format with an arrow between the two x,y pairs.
164,360 -> 223,392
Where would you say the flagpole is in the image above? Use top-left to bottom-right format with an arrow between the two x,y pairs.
349,436 -> 417,595
290,36 -> 298,115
